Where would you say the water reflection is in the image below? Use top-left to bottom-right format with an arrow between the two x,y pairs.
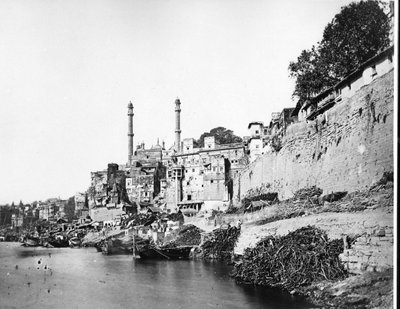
1,243 -> 312,309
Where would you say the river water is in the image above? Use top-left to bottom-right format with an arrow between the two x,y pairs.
0,242 -> 312,309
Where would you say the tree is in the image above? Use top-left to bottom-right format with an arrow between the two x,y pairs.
289,1 -> 390,102
288,46 -> 332,100
195,127 -> 243,147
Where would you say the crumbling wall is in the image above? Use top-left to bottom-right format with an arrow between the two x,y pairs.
234,70 -> 394,200
340,225 -> 394,274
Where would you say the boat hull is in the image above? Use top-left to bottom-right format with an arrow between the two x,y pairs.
22,237 -> 40,247
136,245 -> 192,260
69,237 -> 81,248
101,239 -> 132,255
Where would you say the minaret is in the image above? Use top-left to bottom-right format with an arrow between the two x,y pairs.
128,101 -> 134,163
174,98 -> 181,153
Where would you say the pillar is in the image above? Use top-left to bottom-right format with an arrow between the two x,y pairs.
175,98 -> 181,152
128,101 -> 134,162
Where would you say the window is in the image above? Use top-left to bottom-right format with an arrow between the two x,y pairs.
187,195 -> 192,201
210,180 -> 214,184
192,168 -> 195,172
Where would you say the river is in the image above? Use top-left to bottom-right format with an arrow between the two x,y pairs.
0,242 -> 312,309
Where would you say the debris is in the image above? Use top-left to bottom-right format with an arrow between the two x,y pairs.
163,224 -> 203,247
293,186 -> 323,200
231,226 -> 347,292
201,226 -> 241,261
321,191 -> 347,202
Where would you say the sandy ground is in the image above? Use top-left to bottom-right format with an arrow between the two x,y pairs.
234,206 -> 393,255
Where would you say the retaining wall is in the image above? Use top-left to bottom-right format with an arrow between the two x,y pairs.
234,70 -> 394,200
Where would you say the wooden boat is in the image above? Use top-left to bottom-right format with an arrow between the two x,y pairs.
22,236 -> 40,247
135,240 -> 192,260
69,237 -> 81,248
101,238 -> 132,255
48,236 -> 69,248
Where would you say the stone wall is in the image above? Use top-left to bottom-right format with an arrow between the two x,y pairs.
340,225 -> 394,274
233,70 -> 394,200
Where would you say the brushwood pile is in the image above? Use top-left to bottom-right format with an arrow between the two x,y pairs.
293,186 -> 323,200
201,226 -> 241,260
165,224 -> 203,247
231,226 -> 347,292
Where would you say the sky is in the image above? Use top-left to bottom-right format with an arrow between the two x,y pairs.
0,0 -> 362,204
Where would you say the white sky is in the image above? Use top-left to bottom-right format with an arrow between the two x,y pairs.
0,0 -> 361,204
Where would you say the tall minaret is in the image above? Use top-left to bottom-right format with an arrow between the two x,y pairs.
128,101 -> 134,163
174,98 -> 182,153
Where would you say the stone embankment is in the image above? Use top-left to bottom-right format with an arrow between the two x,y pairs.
233,70 -> 394,201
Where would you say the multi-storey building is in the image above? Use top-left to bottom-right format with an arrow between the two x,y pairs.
165,135 -> 247,213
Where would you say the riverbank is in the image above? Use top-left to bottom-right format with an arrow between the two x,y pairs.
188,182 -> 394,308
1,181 -> 394,308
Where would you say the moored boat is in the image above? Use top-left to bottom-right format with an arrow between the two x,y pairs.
135,240 -> 192,260
101,238 -> 132,255
69,237 -> 81,248
22,236 -> 40,247
48,235 -> 69,248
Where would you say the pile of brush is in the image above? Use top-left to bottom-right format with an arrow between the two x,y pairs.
165,224 -> 203,247
232,226 -> 347,292
201,226 -> 241,261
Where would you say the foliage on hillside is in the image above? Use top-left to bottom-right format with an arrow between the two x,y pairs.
289,1 -> 391,101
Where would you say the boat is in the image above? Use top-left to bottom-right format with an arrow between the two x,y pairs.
69,237 -> 81,248
22,236 -> 40,247
101,238 -> 132,255
48,235 -> 69,248
135,240 -> 192,260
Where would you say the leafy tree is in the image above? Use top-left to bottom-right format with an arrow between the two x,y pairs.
195,127 -> 243,147
288,46 -> 332,100
289,1 -> 390,101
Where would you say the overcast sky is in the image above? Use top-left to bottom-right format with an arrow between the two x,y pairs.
1,0 -> 361,204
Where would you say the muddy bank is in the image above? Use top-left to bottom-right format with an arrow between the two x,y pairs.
304,270 -> 393,308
